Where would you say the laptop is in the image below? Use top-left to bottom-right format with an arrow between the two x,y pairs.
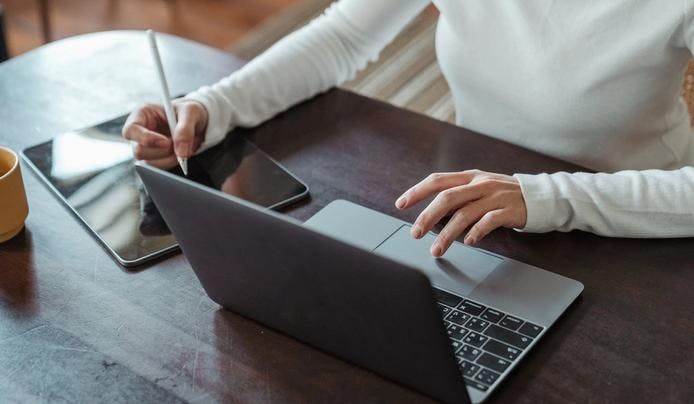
136,163 -> 583,403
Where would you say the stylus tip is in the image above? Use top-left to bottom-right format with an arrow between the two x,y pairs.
178,157 -> 188,176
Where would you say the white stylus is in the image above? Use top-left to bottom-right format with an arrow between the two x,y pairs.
146,29 -> 188,176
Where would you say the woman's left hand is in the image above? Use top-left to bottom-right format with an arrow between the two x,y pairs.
395,170 -> 528,257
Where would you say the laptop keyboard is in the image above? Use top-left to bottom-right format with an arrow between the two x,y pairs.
433,287 -> 544,393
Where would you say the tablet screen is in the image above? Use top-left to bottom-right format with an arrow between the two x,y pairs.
22,114 -> 308,266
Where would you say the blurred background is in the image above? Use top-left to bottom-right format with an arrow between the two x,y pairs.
0,0 -> 298,57
0,0 -> 458,125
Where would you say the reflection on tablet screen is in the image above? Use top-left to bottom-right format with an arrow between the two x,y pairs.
23,114 -> 308,265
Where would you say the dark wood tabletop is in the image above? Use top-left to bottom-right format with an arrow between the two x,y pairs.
0,31 -> 692,403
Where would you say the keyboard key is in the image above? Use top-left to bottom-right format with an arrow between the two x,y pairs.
458,300 -> 486,316
447,324 -> 468,340
463,331 -> 488,347
483,339 -> 521,361
433,288 -> 463,308
459,344 -> 482,361
518,322 -> 543,338
475,368 -> 500,386
450,340 -> 463,353
465,317 -> 490,333
484,325 -> 532,349
446,310 -> 471,326
499,315 -> 523,331
438,303 -> 452,316
464,378 -> 489,392
480,308 -> 504,323
459,360 -> 480,378
477,353 -> 511,373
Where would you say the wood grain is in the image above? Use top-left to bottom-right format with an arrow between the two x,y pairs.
0,32 -> 693,403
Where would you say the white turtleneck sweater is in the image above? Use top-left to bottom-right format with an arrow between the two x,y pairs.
185,0 -> 694,237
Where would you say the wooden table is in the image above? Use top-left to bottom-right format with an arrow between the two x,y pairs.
1,31 -> 692,403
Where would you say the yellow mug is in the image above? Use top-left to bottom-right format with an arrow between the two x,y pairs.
0,147 -> 29,242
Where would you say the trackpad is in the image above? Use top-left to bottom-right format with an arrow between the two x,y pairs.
374,226 -> 503,295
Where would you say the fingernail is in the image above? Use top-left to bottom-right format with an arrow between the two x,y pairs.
411,226 -> 422,239
395,197 -> 406,209
464,236 -> 475,245
177,140 -> 190,157
431,244 -> 442,257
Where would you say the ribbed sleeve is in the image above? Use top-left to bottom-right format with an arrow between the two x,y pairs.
184,0 -> 429,152
515,168 -> 694,237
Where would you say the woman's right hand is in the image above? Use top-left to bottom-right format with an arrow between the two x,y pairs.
122,100 -> 209,169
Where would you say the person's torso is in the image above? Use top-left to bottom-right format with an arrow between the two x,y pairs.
433,0 -> 694,171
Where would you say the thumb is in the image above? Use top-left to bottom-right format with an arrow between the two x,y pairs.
173,105 -> 198,158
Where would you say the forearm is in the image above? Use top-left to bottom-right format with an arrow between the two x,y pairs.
515,167 -> 694,237
185,0 -> 429,151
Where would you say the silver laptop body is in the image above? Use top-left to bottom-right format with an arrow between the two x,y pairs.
136,163 -> 583,403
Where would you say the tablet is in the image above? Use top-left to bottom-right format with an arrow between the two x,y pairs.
22,114 -> 309,267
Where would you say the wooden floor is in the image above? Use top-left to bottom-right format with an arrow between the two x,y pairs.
2,0 -> 298,57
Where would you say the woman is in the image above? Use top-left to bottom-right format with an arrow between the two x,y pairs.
123,0 -> 694,257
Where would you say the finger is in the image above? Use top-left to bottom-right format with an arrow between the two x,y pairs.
123,106 -> 148,129
172,104 -> 198,158
396,170 -> 480,210
132,144 -> 173,161
464,209 -> 508,245
431,202 -> 489,256
123,104 -> 168,136
123,124 -> 171,148
411,184 -> 484,239
143,155 -> 178,170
